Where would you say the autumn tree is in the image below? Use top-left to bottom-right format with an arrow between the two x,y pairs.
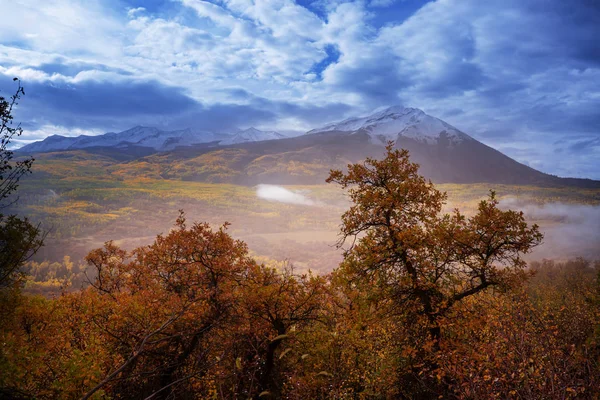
287,272 -> 401,399
232,264 -> 326,398
80,213 -> 259,400
327,142 -> 543,394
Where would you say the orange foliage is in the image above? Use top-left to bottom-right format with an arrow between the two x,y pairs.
1,146 -> 599,399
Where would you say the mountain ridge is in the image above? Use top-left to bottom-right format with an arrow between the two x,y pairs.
20,105 -> 473,153
20,125 -> 286,153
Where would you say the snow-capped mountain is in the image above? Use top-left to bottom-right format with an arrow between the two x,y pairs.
20,106 -> 473,154
17,106 -> 599,188
22,135 -> 81,152
309,105 -> 472,145
20,126 -> 283,153
221,127 -> 286,145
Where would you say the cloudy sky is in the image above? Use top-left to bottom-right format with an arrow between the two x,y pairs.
0,0 -> 599,179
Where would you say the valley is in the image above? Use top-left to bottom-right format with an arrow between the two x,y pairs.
14,153 -> 600,275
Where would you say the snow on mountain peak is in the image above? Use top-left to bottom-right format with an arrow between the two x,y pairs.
310,106 -> 470,145
221,127 -> 286,145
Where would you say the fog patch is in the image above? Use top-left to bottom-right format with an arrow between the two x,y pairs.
500,198 -> 600,260
256,184 -> 317,206
34,189 -> 59,203
46,189 -> 59,199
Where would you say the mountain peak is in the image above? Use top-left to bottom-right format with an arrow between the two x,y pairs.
243,127 -> 262,134
373,105 -> 418,115
122,125 -> 159,133
310,106 -> 469,145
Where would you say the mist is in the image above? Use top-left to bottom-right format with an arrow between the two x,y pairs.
500,198 -> 600,260
256,184 -> 317,206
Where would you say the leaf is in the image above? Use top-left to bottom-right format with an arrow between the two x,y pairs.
235,357 -> 242,371
316,371 -> 332,378
258,391 -> 271,398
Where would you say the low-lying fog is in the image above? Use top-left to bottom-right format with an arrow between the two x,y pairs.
499,198 -> 600,261
254,185 -> 600,262
26,184 -> 600,273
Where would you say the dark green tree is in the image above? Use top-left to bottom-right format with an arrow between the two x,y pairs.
0,78 -> 43,290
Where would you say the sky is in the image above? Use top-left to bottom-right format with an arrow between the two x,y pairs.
0,0 -> 599,179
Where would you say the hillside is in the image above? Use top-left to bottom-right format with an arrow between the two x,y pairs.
10,134 -> 600,276
59,130 -> 593,188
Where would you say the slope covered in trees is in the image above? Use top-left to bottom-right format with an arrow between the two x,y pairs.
1,144 -> 599,399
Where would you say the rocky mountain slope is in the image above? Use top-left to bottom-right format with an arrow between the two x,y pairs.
309,105 -> 470,145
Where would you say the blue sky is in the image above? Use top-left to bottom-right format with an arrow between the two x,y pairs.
0,0 -> 599,179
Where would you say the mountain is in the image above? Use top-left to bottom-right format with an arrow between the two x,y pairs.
141,106 -> 596,187
299,106 -> 567,186
20,126 -> 283,153
18,106 -> 600,188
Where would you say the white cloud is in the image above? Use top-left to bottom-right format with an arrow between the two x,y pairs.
370,0 -> 396,8
127,7 -> 146,18
0,0 -> 125,58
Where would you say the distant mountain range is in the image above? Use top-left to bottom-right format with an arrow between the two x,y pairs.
19,106 -> 600,187
21,126 -> 288,153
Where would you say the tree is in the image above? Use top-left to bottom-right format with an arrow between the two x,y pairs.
0,215 -> 44,289
1,78 -> 33,206
80,213 -> 260,399
232,264 -> 326,398
0,78 -> 43,290
327,142 -> 543,353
